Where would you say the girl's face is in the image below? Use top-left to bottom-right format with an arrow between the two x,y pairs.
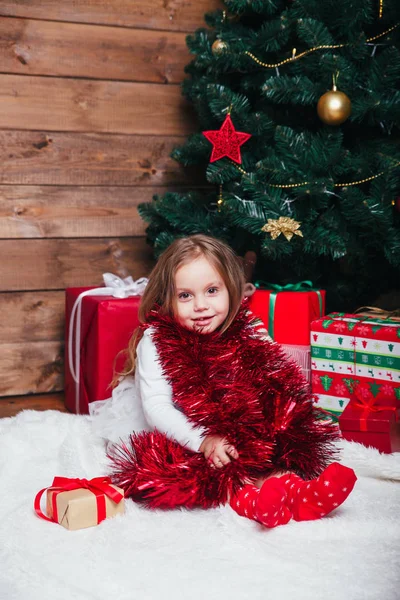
174,255 -> 230,333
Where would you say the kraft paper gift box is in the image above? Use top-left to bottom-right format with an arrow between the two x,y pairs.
65,274 -> 147,414
248,284 -> 325,382
34,476 -> 125,531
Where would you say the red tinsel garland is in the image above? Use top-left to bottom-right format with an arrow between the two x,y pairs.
109,306 -> 339,509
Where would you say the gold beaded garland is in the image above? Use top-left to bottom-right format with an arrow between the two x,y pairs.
217,185 -> 224,209
234,161 -> 400,189
244,24 -> 399,70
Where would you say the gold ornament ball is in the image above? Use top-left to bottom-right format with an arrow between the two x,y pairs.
212,39 -> 229,55
317,86 -> 351,126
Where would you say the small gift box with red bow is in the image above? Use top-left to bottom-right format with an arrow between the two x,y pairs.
248,282 -> 325,382
65,273 -> 148,414
339,397 -> 400,454
34,476 -> 125,530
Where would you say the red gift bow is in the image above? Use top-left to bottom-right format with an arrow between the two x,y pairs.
34,476 -> 124,525
352,395 -> 397,432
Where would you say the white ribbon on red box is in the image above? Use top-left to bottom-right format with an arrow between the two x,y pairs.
68,273 -> 148,413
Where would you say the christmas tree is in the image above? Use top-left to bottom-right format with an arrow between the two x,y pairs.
139,0 -> 400,310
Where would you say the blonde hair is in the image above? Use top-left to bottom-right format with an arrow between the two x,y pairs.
113,234 -> 245,384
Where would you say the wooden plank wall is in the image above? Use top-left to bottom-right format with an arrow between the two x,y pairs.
0,1 -> 221,399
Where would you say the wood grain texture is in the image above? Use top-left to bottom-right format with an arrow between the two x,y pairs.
0,185 -> 166,238
0,0 -> 219,400
0,0 -> 223,32
0,17 -> 190,84
0,131 -> 200,185
0,74 -> 194,135
0,392 -> 68,418
0,291 -> 64,343
0,341 -> 64,396
0,237 -> 154,291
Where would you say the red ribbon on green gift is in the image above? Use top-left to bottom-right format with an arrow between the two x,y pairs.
34,476 -> 124,525
352,396 -> 397,432
254,280 -> 323,340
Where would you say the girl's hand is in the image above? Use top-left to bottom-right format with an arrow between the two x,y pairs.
199,435 -> 239,469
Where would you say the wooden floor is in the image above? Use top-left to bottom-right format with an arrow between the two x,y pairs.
0,392 -> 68,418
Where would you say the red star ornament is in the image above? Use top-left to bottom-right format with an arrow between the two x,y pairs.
202,114 -> 251,164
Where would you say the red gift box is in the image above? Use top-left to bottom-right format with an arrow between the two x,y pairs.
248,285 -> 325,345
65,276 -> 147,414
339,400 -> 400,454
248,285 -> 325,382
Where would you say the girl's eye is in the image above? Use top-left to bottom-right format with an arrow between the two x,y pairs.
178,292 -> 191,300
207,287 -> 218,295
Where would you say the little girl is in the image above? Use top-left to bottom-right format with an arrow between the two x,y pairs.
90,234 -> 356,528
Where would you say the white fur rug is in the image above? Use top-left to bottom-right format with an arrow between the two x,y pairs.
1,410 -> 400,600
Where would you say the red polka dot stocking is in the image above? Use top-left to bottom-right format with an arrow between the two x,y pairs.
280,462 -> 357,522
230,485 -> 259,521
230,480 -> 291,528
230,463 -> 356,528
255,477 -> 292,527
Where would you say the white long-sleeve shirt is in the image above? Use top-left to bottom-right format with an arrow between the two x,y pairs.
135,328 -> 206,452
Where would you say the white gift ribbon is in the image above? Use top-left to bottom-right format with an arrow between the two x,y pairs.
68,273 -> 148,413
